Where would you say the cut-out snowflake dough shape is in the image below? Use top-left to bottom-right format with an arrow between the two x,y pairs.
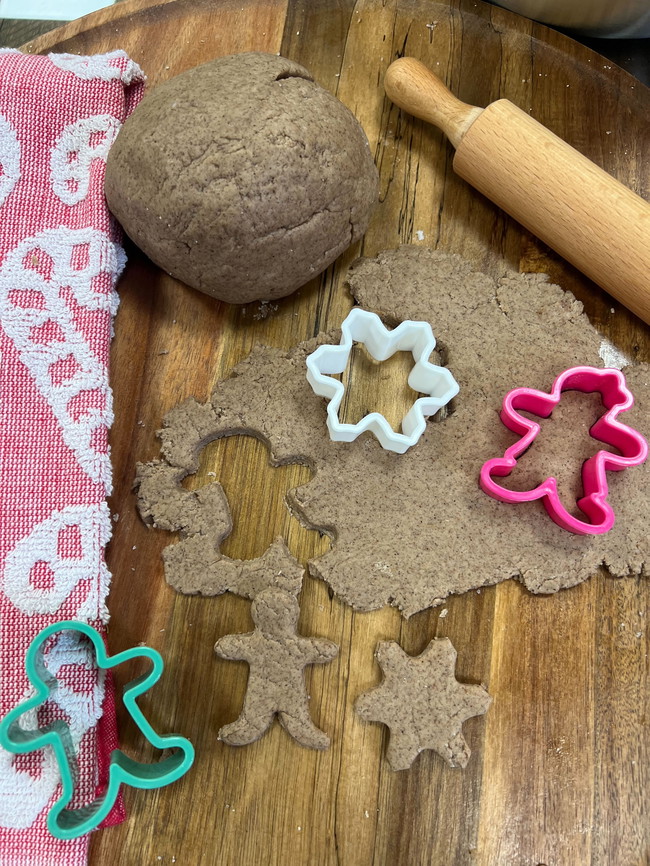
355,638 -> 491,770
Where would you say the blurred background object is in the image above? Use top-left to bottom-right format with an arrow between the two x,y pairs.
0,0 -> 115,20
0,0 -> 114,46
0,1 -> 647,87
490,0 -> 650,37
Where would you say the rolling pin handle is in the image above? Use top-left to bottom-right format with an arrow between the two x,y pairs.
384,56 -> 650,325
384,57 -> 482,149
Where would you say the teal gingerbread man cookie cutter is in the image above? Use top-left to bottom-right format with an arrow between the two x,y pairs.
0,620 -> 194,840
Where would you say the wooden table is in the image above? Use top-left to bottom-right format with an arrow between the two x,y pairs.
18,1 -> 650,864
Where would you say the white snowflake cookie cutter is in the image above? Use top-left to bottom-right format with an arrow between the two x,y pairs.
306,307 -> 459,454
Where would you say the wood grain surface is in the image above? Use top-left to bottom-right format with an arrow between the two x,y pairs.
24,2 -> 650,864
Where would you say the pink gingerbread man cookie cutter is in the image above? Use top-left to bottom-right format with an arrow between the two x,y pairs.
479,366 -> 648,535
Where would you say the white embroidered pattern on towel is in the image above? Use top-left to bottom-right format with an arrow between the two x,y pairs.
0,112 -> 20,208
51,115 -> 122,206
0,227 -> 124,487
49,49 -> 145,84
1,503 -> 112,618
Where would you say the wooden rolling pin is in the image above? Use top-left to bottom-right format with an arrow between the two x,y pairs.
384,57 -> 650,325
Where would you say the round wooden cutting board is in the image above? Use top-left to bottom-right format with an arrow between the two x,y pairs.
26,2 -> 650,865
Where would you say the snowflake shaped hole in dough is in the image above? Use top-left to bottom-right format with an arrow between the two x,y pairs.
306,307 -> 459,454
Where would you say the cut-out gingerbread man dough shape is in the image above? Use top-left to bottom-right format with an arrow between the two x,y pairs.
214,588 -> 338,749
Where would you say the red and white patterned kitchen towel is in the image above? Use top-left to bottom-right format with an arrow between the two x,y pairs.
0,49 -> 144,866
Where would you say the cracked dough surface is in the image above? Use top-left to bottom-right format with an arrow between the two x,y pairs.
137,247 -> 650,617
105,52 -> 378,304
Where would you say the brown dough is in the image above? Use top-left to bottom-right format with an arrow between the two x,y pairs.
136,247 -> 650,616
135,459 -> 304,599
215,588 -> 338,749
355,638 -> 492,770
105,52 -> 378,304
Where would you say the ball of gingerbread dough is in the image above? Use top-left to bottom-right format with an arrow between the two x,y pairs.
105,52 -> 379,305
